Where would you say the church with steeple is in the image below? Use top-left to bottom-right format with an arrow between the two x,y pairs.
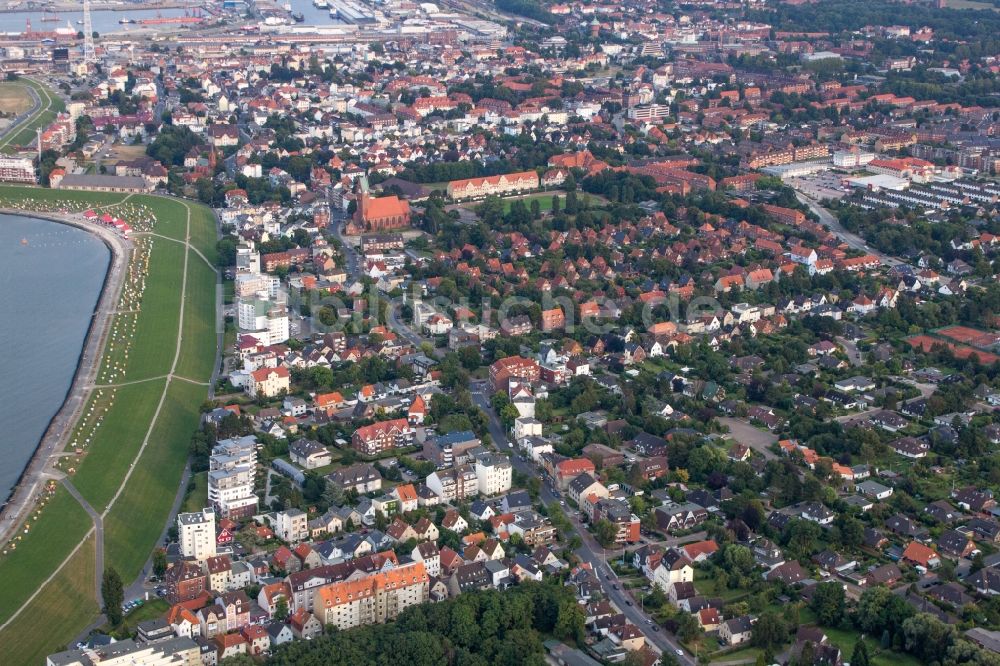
346,178 -> 411,235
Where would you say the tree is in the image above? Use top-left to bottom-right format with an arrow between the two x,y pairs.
676,611 -> 701,643
565,189 -> 578,214
102,567 -> 125,626
810,582 -> 846,627
152,549 -> 168,578
751,611 -> 788,651
902,613 -> 958,664
851,639 -> 871,666
721,544 -> 756,583
593,519 -> 618,548
274,597 -> 289,621
832,513 -> 863,550
856,585 -> 913,636
554,600 -> 585,644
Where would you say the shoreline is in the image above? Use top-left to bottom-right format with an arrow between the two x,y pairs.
0,3 -> 201,14
0,208 -> 130,548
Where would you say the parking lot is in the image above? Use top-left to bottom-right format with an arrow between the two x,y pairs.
786,171 -> 853,201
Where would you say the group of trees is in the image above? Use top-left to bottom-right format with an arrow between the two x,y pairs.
146,125 -> 201,167
495,0 -> 555,24
236,583 -> 583,666
746,582 -> 1000,665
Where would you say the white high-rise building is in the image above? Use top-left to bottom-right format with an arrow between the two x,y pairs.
208,436 -> 259,519
178,508 -> 216,561
237,299 -> 289,345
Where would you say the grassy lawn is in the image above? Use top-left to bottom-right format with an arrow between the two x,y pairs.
947,0 -> 1000,10
113,238 -> 185,382
175,255 -> 218,383
0,186 -> 217,655
134,195 -> 189,242
817,625 -> 923,666
695,568 -> 750,602
181,472 -> 208,514
70,379 -> 168,511
104,380 -> 207,578
223,319 -> 237,353
0,537 -> 98,665
500,192 -> 562,213
708,645 -> 763,663
186,203 -> 219,264
0,487 -> 91,624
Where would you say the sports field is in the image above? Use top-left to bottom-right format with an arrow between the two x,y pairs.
0,78 -> 65,154
0,83 -> 33,115
0,185 -> 219,659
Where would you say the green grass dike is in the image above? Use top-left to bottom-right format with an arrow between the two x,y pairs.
0,186 -> 219,659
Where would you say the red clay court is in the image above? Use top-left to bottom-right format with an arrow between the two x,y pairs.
935,325 -> 1000,349
907,334 -> 1000,364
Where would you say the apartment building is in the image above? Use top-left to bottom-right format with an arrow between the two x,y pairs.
314,562 -> 429,630
351,418 -> 415,456
237,299 -> 289,346
178,508 -> 217,561
208,436 -> 258,519
275,509 -> 309,544
761,203 -> 806,226
47,637 -> 201,666
426,464 -> 479,502
247,366 -> 290,399
0,156 -> 36,183
446,170 -> 539,201
626,104 -> 672,120
474,453 -> 513,496
234,273 -> 280,299
588,498 -> 641,544
489,355 -> 540,393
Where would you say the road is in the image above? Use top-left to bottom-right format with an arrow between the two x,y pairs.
469,384 -> 696,665
794,192 -> 903,267
717,417 -> 778,460
836,336 -> 863,366
329,204 -> 427,349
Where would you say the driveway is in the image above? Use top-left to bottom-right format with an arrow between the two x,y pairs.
718,417 -> 778,460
